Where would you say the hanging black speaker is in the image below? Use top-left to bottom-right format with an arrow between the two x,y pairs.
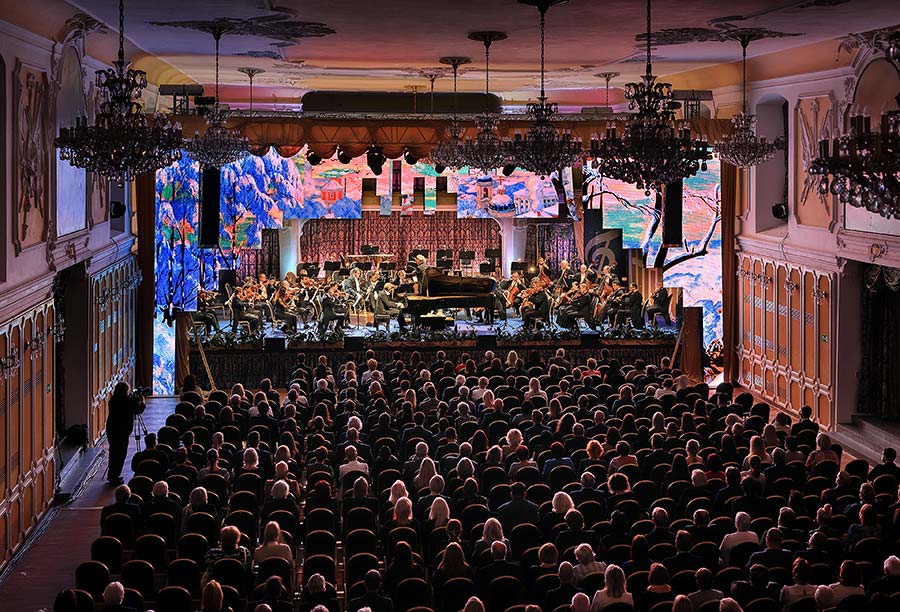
199,167 -> 221,247
218,269 -> 237,294
661,180 -> 683,247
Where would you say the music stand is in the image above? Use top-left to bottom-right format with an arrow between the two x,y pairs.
323,261 -> 341,272
356,262 -> 373,271
459,250 -> 475,261
485,248 -> 501,261
480,262 -> 495,275
437,249 -> 453,260
437,258 -> 453,270
379,262 -> 396,271
511,261 -> 528,274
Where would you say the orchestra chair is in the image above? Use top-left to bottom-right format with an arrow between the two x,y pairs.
370,293 -> 392,331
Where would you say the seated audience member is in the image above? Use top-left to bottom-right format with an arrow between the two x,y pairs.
590,564 -> 633,611
571,592 -> 591,612
299,574 -> 340,612
828,560 -> 865,603
99,582 -> 134,612
689,567 -> 724,611
202,526 -> 251,584
248,576 -> 292,612
142,480 -> 182,523
384,541 -> 426,597
544,562 -> 582,612
262,480 -> 301,523
637,563 -> 674,611
572,543 -> 605,585
814,585 -> 837,612
101,484 -> 144,532
348,570 -> 394,612
201,580 -> 234,612
780,558 -> 817,609
720,512 -> 759,565
254,521 -> 293,563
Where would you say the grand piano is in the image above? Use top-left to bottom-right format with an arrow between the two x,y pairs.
405,267 -> 497,325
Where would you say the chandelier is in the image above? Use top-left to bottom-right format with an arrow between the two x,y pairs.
508,0 -> 584,179
428,56 -> 472,171
592,0 -> 710,195
809,110 -> 900,220
56,0 -> 182,186
460,31 -> 513,174
717,33 -> 785,168
184,27 -> 248,168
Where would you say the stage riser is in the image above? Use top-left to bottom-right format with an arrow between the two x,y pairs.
189,341 -> 675,390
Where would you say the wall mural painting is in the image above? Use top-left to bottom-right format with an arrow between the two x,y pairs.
584,156 -> 723,347
13,60 -> 50,254
457,167 -> 560,219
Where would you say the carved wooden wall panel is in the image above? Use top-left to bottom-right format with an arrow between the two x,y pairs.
737,253 -> 834,428
12,60 -> 50,255
0,301 -> 55,567
89,257 -> 139,442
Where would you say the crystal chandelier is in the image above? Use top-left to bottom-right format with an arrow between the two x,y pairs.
460,31 -> 513,174
56,0 -> 182,186
508,0 -> 584,178
592,0 -> 710,195
809,109 -> 900,220
184,27 -> 248,168
428,56 -> 472,171
717,33 -> 785,168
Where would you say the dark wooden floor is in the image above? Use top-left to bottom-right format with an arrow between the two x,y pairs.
0,397 -> 176,612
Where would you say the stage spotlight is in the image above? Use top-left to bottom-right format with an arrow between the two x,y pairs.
434,164 -> 447,174
110,200 -> 126,218
307,151 -> 323,166
337,149 -> 353,164
502,164 -> 517,177
366,145 -> 385,175
404,151 -> 418,165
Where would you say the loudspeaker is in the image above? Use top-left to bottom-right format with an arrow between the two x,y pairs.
345,336 -> 365,351
199,167 -> 221,247
661,180 -> 683,247
772,202 -> 789,220
476,333 -> 496,348
264,337 -> 286,352
218,269 -> 237,294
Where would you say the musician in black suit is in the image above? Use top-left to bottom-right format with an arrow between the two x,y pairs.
536,255 -> 552,281
318,284 -> 347,336
556,284 -> 596,330
375,283 -> 407,330
342,268 -> 366,309
557,260 -> 576,289
193,290 -> 220,335
230,289 -> 262,333
597,280 -> 626,325
414,255 -> 430,295
615,282 -> 644,328
521,282 -> 551,329
575,264 -> 596,287
498,272 -> 526,311
645,285 -> 672,326
393,270 -> 415,298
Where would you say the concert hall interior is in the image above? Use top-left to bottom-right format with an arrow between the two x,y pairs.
1,1 -> 900,611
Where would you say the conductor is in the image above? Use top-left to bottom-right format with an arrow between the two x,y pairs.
105,382 -> 146,485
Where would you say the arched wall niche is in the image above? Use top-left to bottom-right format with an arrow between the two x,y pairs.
753,93 -> 789,233
54,43 -> 87,237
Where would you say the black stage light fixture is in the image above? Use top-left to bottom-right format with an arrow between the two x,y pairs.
772,201 -> 789,220
404,151 -> 418,165
434,163 -> 447,174
502,164 -> 517,177
337,149 -> 353,164
306,150 -> 323,166
110,200 -> 126,218
367,145 -> 385,175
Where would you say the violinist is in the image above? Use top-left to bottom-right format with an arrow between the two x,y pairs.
536,255 -> 552,284
556,259 -> 576,290
597,279 -> 626,325
230,284 -> 262,333
318,284 -> 347,336
615,282 -> 645,328
645,285 -> 672,327
272,280 -> 299,333
556,282 -> 596,330
193,288 -> 221,336
521,280 -> 551,329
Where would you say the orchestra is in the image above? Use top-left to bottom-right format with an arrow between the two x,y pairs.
189,253 -> 673,338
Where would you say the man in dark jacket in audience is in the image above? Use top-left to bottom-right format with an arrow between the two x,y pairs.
348,570 -> 394,612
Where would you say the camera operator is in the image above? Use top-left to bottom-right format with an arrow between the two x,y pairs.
105,382 -> 146,485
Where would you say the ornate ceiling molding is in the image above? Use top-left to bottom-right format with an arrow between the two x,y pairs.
638,26 -> 802,48
56,12 -> 109,45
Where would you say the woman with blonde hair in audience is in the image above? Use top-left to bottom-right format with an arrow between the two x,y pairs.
651,411 -> 666,434
806,433 -> 839,469
414,457 -> 438,493
480,389 -> 495,411
182,486 -> 215,532
433,541 -> 473,593
524,377 -> 547,403
427,497 -> 450,530
388,480 -> 408,505
591,564 -> 633,611
573,543 -> 606,585
742,435 -> 773,469
383,496 -> 417,537
542,491 -> 575,535
254,521 -> 293,564
505,350 -> 521,372
472,517 -> 508,559
200,579 -> 232,612
472,377 -> 490,402
503,429 -> 523,459
672,595 -> 694,612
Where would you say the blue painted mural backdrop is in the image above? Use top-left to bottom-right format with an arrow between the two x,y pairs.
585,157 -> 723,347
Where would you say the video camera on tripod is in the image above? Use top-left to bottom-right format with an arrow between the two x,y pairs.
130,386 -> 150,447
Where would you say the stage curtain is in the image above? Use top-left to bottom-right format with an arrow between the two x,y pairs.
298,211 -> 501,269
858,265 -> 900,419
526,223 -> 577,273
134,172 -> 157,389
720,162 -> 739,385
237,229 -> 281,282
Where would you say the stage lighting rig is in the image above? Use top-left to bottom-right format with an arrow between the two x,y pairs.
367,145 -> 386,175
306,150 -> 323,166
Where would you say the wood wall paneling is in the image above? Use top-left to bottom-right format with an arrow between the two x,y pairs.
737,253 -> 835,428
0,301 -> 55,567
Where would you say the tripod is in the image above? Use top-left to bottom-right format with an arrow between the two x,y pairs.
132,413 -> 149,452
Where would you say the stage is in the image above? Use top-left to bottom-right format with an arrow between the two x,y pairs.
188,318 -> 678,389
